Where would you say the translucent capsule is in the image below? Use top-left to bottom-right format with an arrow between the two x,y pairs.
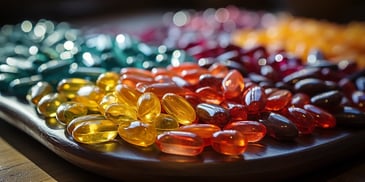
73,85 -> 105,112
208,62 -> 229,78
120,67 -> 154,78
120,73 -> 155,88
283,107 -> 316,135
72,119 -> 118,144
144,82 -> 192,98
291,93 -> 310,107
57,78 -> 94,99
222,69 -> 245,99
198,74 -> 223,91
156,131 -> 204,156
66,114 -> 105,136
211,130 -> 248,155
56,101 -> 88,125
114,84 -> 141,108
265,89 -> 292,111
195,86 -> 224,105
221,102 -> 248,121
104,103 -> 137,126
161,93 -> 196,125
224,121 -> 267,142
303,104 -> 336,128
26,81 -> 53,105
179,123 -> 221,146
96,71 -> 120,93
37,93 -> 67,117
98,93 -> 119,115
137,92 -> 161,123
242,86 -> 267,114
153,113 -> 180,134
118,120 -> 157,147
195,103 -> 231,128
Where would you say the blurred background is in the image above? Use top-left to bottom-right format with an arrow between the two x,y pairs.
1,0 -> 365,25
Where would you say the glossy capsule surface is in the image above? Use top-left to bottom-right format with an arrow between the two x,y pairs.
195,103 -> 231,128
37,93 -> 67,117
72,119 -> 118,144
137,92 -> 161,123
222,69 -> 245,99
26,81 -> 53,105
260,112 -> 299,141
98,93 -> 119,115
221,102 -> 248,121
153,113 -> 180,134
211,130 -> 248,155
114,84 -> 141,108
283,107 -> 316,135
155,131 -> 204,156
73,85 -> 105,112
66,114 -> 106,136
179,123 -> 221,146
242,85 -> 267,114
265,89 -> 292,111
224,121 -> 267,142
118,120 -> 157,147
195,86 -> 224,105
57,78 -> 94,99
96,71 -> 120,93
161,93 -> 196,125
303,104 -> 336,128
104,103 -> 137,126
56,101 -> 88,125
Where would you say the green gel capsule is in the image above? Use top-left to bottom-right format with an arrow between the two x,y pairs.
38,60 -> 73,86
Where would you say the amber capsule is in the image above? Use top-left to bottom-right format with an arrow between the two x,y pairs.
179,123 -> 221,146
167,62 -> 201,75
180,67 -> 209,85
224,121 -> 267,143
56,101 -> 88,125
73,85 -> 105,113
221,102 -> 248,121
96,71 -> 120,93
120,73 -> 155,88
37,93 -> 67,117
265,89 -> 292,111
195,86 -> 224,105
153,113 -> 180,134
303,104 -> 336,128
155,131 -> 204,156
259,112 -> 299,141
57,78 -> 94,99
283,107 -> 316,135
137,92 -> 161,123
242,86 -> 267,114
98,93 -> 119,115
208,62 -> 229,78
104,103 -> 137,126
161,93 -> 196,125
222,69 -> 245,100
72,119 -> 118,144
118,120 -> 157,147
291,93 -> 310,107
114,84 -> 141,108
195,103 -> 231,128
26,81 -> 53,105
66,114 -> 105,136
120,67 -> 154,78
144,82 -> 192,98
211,130 -> 248,156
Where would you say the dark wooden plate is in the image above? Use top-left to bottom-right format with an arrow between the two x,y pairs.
1,95 -> 365,181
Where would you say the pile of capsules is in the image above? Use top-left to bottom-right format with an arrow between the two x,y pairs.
2,6 -> 365,157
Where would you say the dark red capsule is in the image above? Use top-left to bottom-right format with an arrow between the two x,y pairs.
195,103 -> 231,128
242,85 -> 267,114
310,90 -> 343,111
282,107 -> 316,135
303,104 -> 336,128
259,112 -> 299,141
291,93 -> 310,107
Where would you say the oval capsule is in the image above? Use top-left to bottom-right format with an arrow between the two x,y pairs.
211,130 -> 248,155
37,93 -> 67,117
72,119 -> 118,144
161,93 -> 196,125
179,123 -> 221,146
137,92 -> 161,124
224,121 -> 267,142
156,131 -> 204,156
195,103 -> 231,128
56,101 -> 88,125
118,120 -> 157,147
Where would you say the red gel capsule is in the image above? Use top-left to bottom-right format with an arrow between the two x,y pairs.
224,121 -> 267,142
222,69 -> 245,99
283,107 -> 316,135
156,131 -> 204,156
303,104 -> 336,128
195,86 -> 224,105
291,93 -> 311,107
211,130 -> 248,155
198,74 -> 223,91
265,89 -> 292,111
196,103 -> 231,128
221,101 -> 248,121
179,123 -> 221,146
242,86 -> 267,114
144,82 -> 192,98
208,62 -> 229,78
259,112 -> 299,141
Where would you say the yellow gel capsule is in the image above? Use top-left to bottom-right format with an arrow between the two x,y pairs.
56,101 -> 88,125
161,93 -> 196,125
73,85 -> 105,113
114,84 -> 141,108
67,114 -> 105,136
153,113 -> 180,134
57,78 -> 94,99
137,92 -> 161,123
26,81 -> 53,105
118,120 -> 157,147
96,71 -> 120,93
98,93 -> 120,115
72,119 -> 118,144
104,103 -> 137,126
37,93 -> 67,117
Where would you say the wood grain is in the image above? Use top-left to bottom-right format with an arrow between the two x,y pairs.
0,138 -> 55,182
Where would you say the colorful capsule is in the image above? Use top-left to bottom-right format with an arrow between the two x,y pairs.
118,120 -> 157,147
265,89 -> 292,111
156,131 -> 204,156
96,71 -> 120,93
242,85 -> 267,114
153,113 -> 180,134
104,103 -> 137,126
26,81 -> 53,105
56,101 -> 88,125
179,123 -> 221,146
72,119 -> 118,144
220,102 -> 248,121
291,93 -> 310,107
303,104 -> 336,128
224,121 -> 267,142
57,78 -> 94,99
98,93 -> 119,115
211,130 -> 248,155
37,93 -> 68,117
73,85 -> 105,113
195,86 -> 224,105
195,103 -> 231,128
161,93 -> 196,125
260,112 -> 299,141
282,107 -> 316,135
137,92 -> 161,123
114,84 -> 141,108
66,114 -> 106,136
222,69 -> 245,99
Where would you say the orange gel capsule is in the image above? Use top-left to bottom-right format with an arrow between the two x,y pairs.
120,67 -> 154,78
224,121 -> 267,142
265,89 -> 292,111
221,102 -> 248,121
196,103 -> 231,128
137,92 -> 161,123
195,86 -> 224,105
211,130 -> 248,155
98,93 -> 119,115
156,131 -> 204,156
222,69 -> 245,99
303,104 -> 336,128
144,82 -> 192,98
208,62 -> 229,78
242,85 -> 267,114
26,81 -> 53,105
179,123 -> 221,146
283,107 -> 316,135
120,74 -> 155,88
